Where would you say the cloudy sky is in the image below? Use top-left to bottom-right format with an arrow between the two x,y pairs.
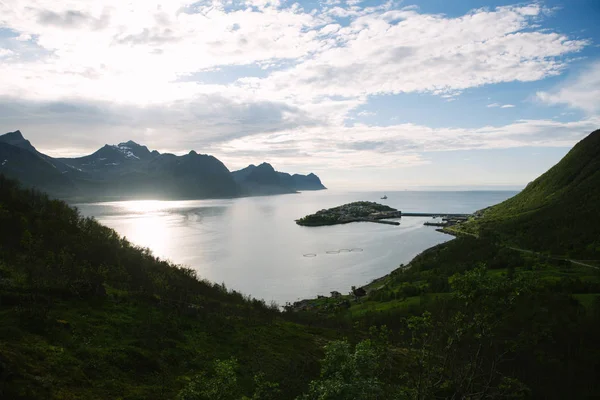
0,0 -> 598,189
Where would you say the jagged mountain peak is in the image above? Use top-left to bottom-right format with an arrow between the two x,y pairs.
256,162 -> 275,171
0,130 -> 37,153
2,130 -> 24,140
231,162 -> 326,194
108,140 -> 152,160
118,140 -> 141,147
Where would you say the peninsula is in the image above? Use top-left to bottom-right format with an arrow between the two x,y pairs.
296,201 -> 402,226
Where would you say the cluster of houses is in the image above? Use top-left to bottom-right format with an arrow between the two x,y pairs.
314,202 -> 401,223
289,286 -> 368,312
424,215 -> 470,228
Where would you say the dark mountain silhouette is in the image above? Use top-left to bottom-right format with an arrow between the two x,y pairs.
289,172 -> 326,190
0,131 -> 325,200
232,162 -> 326,195
0,141 -> 75,195
0,130 -> 37,153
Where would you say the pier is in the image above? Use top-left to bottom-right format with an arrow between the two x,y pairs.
402,213 -> 472,218
405,212 -> 472,229
367,219 -> 400,226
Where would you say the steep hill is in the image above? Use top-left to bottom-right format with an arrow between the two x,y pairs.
232,163 -> 326,195
289,172 -> 326,191
0,130 -> 37,153
475,129 -> 600,258
0,136 -> 76,196
0,175 -> 328,399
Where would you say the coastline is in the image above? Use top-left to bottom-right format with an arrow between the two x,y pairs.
364,228 -> 460,291
290,225 -> 460,310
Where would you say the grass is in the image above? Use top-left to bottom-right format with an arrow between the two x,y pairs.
0,286 -> 333,399
573,294 -> 600,311
348,294 -> 452,318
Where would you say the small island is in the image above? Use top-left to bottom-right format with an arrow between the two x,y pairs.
296,201 -> 402,226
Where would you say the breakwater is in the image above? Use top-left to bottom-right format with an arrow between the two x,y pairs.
368,219 -> 400,225
403,213 -> 471,218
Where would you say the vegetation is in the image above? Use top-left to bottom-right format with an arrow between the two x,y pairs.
297,202 -> 399,226
468,129 -> 600,258
0,174 -> 333,399
2,131 -> 600,398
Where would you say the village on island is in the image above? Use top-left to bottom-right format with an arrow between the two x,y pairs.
296,201 -> 403,226
296,201 -> 473,230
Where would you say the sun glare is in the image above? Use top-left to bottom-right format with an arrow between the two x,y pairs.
123,200 -> 167,213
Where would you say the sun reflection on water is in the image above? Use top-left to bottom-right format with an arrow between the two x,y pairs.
127,213 -> 173,258
122,200 -> 169,213
113,200 -> 184,258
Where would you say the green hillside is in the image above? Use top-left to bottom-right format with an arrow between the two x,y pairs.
475,129 -> 600,258
0,175 -> 334,399
1,130 -> 600,399
292,130 -> 600,399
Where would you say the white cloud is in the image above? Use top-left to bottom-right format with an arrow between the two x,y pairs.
212,116 -> 599,170
0,48 -> 13,57
537,60 -> 600,114
0,1 -> 588,106
357,110 -> 376,117
0,0 -> 328,103
258,4 -> 587,103
0,0 -> 594,179
488,103 -> 516,108
15,33 -> 32,41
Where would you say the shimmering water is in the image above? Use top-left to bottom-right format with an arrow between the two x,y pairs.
75,190 -> 517,304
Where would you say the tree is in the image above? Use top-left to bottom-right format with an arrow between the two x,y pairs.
178,358 -> 240,400
177,358 -> 281,400
402,268 -> 533,399
298,339 -> 385,400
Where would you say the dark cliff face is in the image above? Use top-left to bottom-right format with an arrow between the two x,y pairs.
291,172 -> 326,190
0,131 -> 240,200
233,163 -> 326,195
0,130 -> 38,154
1,130 -> 326,200
232,163 -> 295,195
244,163 -> 280,185
0,141 -> 75,196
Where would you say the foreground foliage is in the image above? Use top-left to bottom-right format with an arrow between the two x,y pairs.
2,128 -> 600,400
0,175 -> 330,399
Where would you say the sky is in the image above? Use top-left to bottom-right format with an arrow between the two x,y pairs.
0,0 -> 599,190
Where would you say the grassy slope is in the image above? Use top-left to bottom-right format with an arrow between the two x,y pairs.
0,175 -> 336,399
303,129 -> 600,333
303,236 -> 599,322
475,129 -> 600,258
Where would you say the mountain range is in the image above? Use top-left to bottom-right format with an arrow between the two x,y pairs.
0,130 -> 326,200
232,162 -> 326,196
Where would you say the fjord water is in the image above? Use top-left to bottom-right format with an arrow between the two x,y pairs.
76,190 -> 517,304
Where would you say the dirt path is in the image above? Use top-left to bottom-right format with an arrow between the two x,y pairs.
507,246 -> 599,270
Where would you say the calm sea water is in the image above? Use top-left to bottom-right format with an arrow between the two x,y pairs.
75,190 -> 517,304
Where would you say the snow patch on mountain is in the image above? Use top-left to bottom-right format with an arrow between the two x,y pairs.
114,144 -> 140,160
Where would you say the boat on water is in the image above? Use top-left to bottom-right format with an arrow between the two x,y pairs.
380,195 -> 387,199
